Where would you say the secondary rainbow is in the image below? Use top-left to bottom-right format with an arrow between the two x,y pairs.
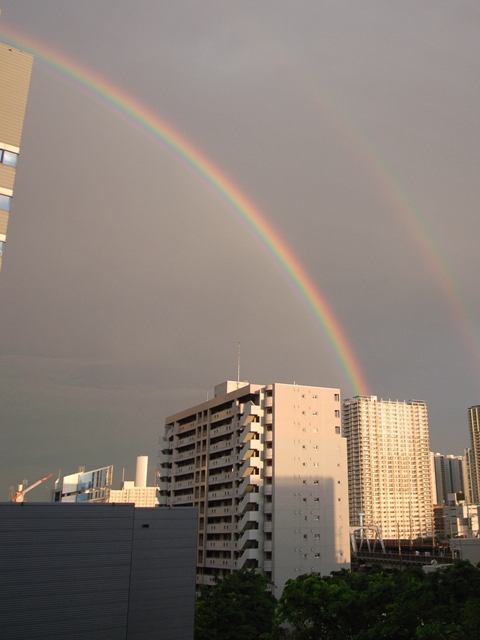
0,25 -> 369,396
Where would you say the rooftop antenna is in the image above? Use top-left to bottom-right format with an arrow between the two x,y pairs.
237,342 -> 240,388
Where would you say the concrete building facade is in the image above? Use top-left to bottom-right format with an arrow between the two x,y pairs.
343,395 -> 433,540
468,406 -> 480,503
110,456 -> 159,507
53,457 -> 159,507
431,452 -> 465,505
443,492 -> 480,538
0,503 -> 197,640
159,381 -> 350,596
0,25 -> 33,274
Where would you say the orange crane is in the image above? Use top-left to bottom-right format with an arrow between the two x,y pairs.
10,473 -> 53,502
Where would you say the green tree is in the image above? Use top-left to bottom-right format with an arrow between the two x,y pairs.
195,569 -> 276,640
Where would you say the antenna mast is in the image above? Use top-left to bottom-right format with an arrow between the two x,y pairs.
237,342 -> 240,388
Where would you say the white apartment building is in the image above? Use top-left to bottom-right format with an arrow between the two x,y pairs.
343,396 -> 433,540
109,456 -> 159,507
159,381 -> 350,596
468,406 -> 480,503
443,492 -> 480,538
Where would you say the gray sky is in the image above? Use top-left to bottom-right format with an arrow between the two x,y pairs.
0,1 -> 479,499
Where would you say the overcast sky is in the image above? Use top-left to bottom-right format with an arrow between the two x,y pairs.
0,1 -> 479,499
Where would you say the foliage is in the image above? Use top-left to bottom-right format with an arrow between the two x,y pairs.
194,568 -> 277,640
195,562 -> 480,640
273,561 -> 480,640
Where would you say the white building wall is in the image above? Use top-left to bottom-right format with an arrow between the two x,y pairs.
271,384 -> 349,588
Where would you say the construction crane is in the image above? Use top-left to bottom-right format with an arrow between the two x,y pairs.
10,473 -> 53,502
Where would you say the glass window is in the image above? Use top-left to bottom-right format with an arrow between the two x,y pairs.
0,150 -> 2,162
2,151 -> 18,167
0,194 -> 11,211
0,242 -> 4,256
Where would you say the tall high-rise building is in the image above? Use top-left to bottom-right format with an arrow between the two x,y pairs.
464,447 -> 475,504
159,381 -> 350,596
342,395 -> 433,540
431,452 -> 466,504
468,406 -> 480,503
0,21 -> 33,274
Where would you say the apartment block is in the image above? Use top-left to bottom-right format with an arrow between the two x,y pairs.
159,381 -> 350,596
468,406 -> 480,503
0,26 -> 33,274
431,452 -> 465,505
343,396 -> 433,540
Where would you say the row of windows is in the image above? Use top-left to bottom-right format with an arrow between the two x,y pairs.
0,149 -> 18,167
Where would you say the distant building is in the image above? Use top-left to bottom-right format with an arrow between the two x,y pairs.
110,456 -> 159,507
0,503 -> 197,640
468,406 -> 480,503
53,465 -> 113,502
343,395 -> 433,540
159,380 -> 350,596
431,452 -> 465,504
53,457 -> 159,507
443,492 -> 480,538
464,447 -> 475,503
0,19 -> 33,274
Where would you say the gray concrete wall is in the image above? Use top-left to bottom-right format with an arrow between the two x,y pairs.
0,503 -> 197,640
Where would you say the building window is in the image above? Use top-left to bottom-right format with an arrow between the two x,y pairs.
335,426 -> 341,434
0,194 -> 11,211
334,394 -> 340,402
335,410 -> 340,417
1,150 -> 18,167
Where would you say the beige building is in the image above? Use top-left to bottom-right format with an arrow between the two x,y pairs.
159,381 -> 350,596
468,406 -> 480,503
343,396 -> 433,540
109,456 -> 159,507
0,24 -> 33,274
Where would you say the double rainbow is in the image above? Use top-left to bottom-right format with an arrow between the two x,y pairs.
0,24 -> 368,396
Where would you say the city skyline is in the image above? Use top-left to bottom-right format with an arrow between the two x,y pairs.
0,2 -> 479,496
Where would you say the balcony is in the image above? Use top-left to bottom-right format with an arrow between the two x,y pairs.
172,493 -> 194,505
236,474 -> 261,498
206,557 -> 236,569
237,547 -> 260,569
237,510 -> 260,532
209,472 -> 233,486
206,522 -> 235,534
238,458 -> 259,479
209,504 -> 236,517
237,528 -> 260,550
210,439 -> 234,454
210,407 -> 233,424
209,455 -> 235,471
206,540 -> 234,551
210,423 -> 235,439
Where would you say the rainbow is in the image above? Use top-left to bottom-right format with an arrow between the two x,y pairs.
278,52 -> 480,378
0,24 -> 369,396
